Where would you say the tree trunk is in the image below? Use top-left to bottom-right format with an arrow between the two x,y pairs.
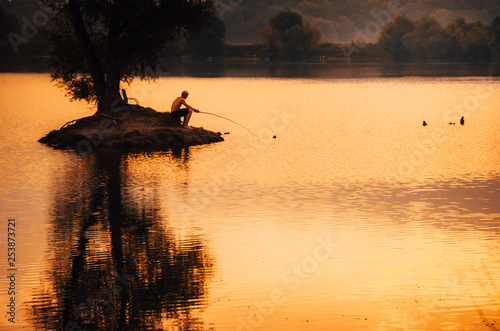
97,81 -> 124,115
67,0 -> 106,104
68,0 -> 125,115
96,0 -> 125,115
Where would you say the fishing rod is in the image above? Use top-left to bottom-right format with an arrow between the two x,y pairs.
198,111 -> 259,137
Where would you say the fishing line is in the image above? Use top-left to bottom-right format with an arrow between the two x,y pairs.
199,111 -> 259,137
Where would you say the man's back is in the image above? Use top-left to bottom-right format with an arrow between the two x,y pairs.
171,96 -> 185,112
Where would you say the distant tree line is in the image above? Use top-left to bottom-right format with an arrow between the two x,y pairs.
2,1 -> 500,62
216,0 -> 500,44
258,11 -> 500,61
378,15 -> 500,60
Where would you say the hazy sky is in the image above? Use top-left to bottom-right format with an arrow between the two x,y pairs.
217,0 -> 500,43
1,0 -> 499,44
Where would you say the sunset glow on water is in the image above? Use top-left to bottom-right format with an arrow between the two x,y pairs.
0,72 -> 499,330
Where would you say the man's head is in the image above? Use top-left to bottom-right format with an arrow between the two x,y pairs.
181,91 -> 189,98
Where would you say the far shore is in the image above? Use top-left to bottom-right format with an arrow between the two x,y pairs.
1,54 -> 499,77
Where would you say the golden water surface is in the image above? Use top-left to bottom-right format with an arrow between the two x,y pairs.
0,73 -> 499,330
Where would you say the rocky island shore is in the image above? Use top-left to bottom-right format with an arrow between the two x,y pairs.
38,107 -> 224,152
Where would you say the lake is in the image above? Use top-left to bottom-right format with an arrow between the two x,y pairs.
0,64 -> 499,330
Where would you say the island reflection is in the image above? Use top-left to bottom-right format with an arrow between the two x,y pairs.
28,148 -> 214,330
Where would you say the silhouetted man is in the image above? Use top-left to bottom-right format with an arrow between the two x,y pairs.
171,91 -> 199,129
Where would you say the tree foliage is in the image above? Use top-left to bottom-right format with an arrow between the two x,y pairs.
270,10 -> 303,41
378,14 -> 498,60
378,15 -> 415,58
44,0 -> 215,113
491,17 -> 500,58
260,26 -> 281,57
402,17 -> 445,58
184,17 -> 226,58
0,7 -> 17,38
260,10 -> 321,60
460,22 -> 490,59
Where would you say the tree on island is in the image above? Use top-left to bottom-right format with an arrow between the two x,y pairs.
260,10 -> 321,60
44,0 -> 216,115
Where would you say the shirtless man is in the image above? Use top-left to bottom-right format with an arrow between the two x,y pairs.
170,90 -> 199,129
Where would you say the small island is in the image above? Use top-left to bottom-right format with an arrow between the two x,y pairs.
39,107 -> 223,152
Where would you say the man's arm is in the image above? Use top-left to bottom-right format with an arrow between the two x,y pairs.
181,100 -> 200,112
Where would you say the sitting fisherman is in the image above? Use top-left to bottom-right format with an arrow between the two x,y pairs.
170,90 -> 199,129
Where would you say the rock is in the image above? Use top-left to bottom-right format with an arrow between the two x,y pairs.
38,107 -> 224,152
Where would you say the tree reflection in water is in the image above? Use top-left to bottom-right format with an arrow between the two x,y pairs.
29,148 -> 214,330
